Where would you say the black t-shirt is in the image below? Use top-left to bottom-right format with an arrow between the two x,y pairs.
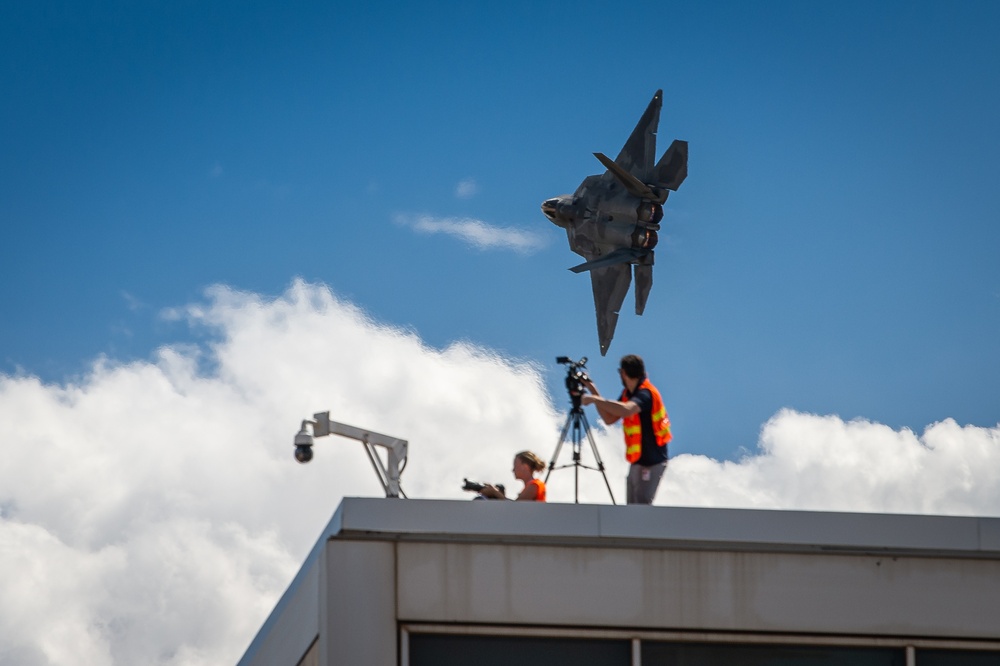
622,385 -> 669,466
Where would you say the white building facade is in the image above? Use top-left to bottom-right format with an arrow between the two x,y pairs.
238,498 -> 1000,666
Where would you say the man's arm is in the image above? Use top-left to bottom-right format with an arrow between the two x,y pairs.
581,393 -> 640,424
582,379 -> 639,424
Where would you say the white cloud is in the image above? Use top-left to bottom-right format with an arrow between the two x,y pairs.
661,409 -> 1000,515
120,291 -> 145,313
394,213 -> 546,254
455,177 -> 478,199
0,281 -> 592,665
1,280 -> 998,664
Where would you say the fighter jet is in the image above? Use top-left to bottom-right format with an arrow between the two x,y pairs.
542,89 -> 688,355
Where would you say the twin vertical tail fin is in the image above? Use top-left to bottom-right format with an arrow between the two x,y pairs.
634,264 -> 653,316
654,139 -> 688,192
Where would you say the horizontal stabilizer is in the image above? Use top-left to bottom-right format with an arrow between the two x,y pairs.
593,152 -> 659,201
654,139 -> 688,191
570,247 -> 649,273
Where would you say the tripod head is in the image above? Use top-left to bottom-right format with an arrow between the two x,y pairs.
556,356 -> 589,410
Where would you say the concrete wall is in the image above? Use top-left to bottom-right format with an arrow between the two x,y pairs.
237,499 -> 1000,666
322,540 -> 397,666
396,542 -> 1000,638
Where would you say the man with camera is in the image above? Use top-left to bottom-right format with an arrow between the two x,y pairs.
581,354 -> 671,504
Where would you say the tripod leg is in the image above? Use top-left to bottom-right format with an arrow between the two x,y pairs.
545,412 -> 574,483
573,412 -> 581,504
579,410 -> 617,505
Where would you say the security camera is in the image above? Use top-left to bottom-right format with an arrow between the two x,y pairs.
293,421 -> 315,464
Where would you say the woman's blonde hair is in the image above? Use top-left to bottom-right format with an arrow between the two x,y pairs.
515,450 -> 546,473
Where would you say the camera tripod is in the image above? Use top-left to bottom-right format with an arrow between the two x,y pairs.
545,401 -> 617,505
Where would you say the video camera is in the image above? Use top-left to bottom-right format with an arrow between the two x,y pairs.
462,479 -> 505,496
557,356 -> 590,398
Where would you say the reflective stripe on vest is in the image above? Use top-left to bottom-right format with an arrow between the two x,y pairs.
620,379 -> 672,463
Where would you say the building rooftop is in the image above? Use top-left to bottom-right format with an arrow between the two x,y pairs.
239,499 -> 1000,665
324,498 -> 1000,559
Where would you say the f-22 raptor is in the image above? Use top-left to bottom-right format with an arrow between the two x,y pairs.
542,90 -> 688,356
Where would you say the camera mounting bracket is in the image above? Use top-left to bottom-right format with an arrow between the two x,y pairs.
295,412 -> 408,498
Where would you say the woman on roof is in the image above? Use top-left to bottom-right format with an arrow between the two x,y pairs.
479,450 -> 547,502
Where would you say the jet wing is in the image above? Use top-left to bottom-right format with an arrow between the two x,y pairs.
611,89 -> 662,181
589,263 -> 633,356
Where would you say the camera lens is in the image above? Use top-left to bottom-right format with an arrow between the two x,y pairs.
294,445 -> 313,464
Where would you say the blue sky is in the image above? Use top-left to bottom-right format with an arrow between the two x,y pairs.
3,0 -> 1000,461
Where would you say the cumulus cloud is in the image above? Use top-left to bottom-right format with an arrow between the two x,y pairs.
394,213 -> 545,253
1,280 -> 998,664
455,177 -> 478,199
0,281 -> 595,665
662,410 -> 1000,515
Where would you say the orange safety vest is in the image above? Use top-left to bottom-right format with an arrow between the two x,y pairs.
527,478 -> 546,502
620,379 -> 672,463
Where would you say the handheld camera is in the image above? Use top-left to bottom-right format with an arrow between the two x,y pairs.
462,479 -> 505,496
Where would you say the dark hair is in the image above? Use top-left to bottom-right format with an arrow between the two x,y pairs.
619,354 -> 645,380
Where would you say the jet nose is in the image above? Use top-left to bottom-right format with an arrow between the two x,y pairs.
541,197 -> 559,221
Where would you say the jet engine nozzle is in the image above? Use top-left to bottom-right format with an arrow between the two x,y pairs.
631,228 -> 658,251
637,201 -> 663,225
